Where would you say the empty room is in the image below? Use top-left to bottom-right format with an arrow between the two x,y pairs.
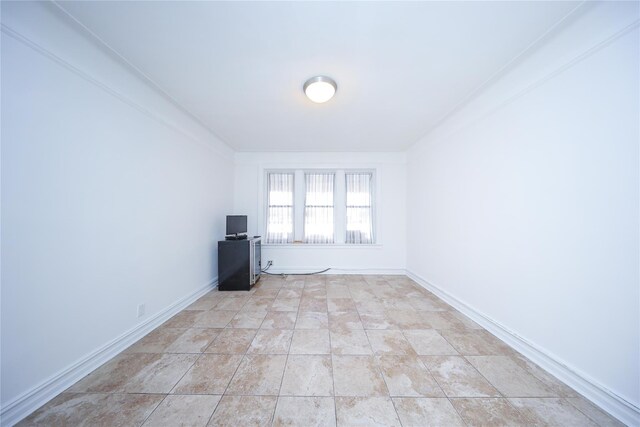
1,1 -> 638,426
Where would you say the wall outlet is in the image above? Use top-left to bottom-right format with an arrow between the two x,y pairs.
137,303 -> 146,318
268,260 -> 273,265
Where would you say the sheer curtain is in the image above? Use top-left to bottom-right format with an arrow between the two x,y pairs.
304,173 -> 335,243
345,172 -> 374,244
266,173 -> 294,243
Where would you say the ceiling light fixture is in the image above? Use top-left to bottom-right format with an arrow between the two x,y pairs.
303,76 -> 337,103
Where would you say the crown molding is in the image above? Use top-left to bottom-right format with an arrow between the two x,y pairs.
50,0 -> 235,155
409,1 -> 591,150
1,23 -> 233,160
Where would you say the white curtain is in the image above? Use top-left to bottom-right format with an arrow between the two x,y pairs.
304,173 -> 335,243
346,173 -> 374,244
266,173 -> 294,243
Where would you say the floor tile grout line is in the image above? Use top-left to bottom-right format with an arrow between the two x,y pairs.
270,276 -> 305,426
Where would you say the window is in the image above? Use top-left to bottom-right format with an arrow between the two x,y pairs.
265,173 -> 294,243
264,169 -> 375,244
304,173 -> 335,243
345,173 -> 374,244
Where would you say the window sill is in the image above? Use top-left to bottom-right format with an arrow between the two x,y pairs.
262,243 -> 382,249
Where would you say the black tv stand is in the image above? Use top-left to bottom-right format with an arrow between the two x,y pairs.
225,233 -> 247,241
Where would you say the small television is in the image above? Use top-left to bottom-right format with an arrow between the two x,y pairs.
226,215 -> 247,236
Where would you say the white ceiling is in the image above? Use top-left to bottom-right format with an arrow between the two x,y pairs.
57,1 -> 580,152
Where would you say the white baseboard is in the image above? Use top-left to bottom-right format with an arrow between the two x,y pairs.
0,279 -> 217,427
405,270 -> 639,427
264,267 -> 406,276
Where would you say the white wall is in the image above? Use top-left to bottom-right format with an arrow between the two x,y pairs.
234,152 -> 406,273
1,1 -> 234,418
406,1 -> 639,422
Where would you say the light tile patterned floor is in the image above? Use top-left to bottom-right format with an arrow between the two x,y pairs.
19,275 -> 624,426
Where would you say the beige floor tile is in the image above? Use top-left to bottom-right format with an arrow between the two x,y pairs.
329,311 -> 363,331
448,310 -> 483,329
376,355 -> 444,397
271,298 -> 301,312
290,329 -> 331,354
296,311 -> 329,329
332,355 -> 388,396
241,297 -> 274,312
253,287 -> 281,298
127,328 -> 186,353
204,328 -> 257,354
162,310 -> 206,329
565,397 -> 626,427
273,397 -> 336,427
277,288 -> 303,299
25,275 -> 601,427
335,397 -> 401,426
228,310 -> 268,328
303,286 -> 328,298
18,393 -> 163,427
326,285 -> 351,298
407,297 -> 449,311
467,356 -> 557,397
359,313 -> 400,330
207,395 -> 277,427
248,329 -> 293,354
165,328 -> 222,353
143,394 -> 221,427
385,310 -> 431,329
69,353 -> 159,393
450,397 -> 534,427
186,296 -> 221,311
299,297 -> 329,312
281,355 -> 334,396
330,329 -> 372,355
402,329 -> 458,355
123,353 -> 199,393
509,398 -> 599,426
438,330 -> 512,355
393,398 -> 466,427
511,354 -> 579,397
355,299 -> 387,314
215,297 -> 249,311
327,298 -> 357,312
227,354 -> 287,395
261,311 -> 297,329
422,355 -> 500,397
366,330 -> 415,355
172,354 -> 243,394
195,310 -> 237,328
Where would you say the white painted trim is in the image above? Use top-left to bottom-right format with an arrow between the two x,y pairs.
265,267 -> 405,275
0,279 -> 218,427
50,0 -> 234,153
0,23 -> 233,160
263,244 -> 383,249
406,270 -> 640,427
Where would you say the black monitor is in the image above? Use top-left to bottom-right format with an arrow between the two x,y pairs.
226,215 -> 247,235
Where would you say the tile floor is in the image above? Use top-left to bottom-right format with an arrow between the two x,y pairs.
19,275 -> 624,426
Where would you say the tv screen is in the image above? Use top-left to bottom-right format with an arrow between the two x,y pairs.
226,215 -> 247,235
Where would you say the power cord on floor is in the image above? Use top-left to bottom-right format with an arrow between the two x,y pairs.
261,260 -> 331,277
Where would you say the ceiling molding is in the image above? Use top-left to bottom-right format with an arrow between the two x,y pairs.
411,17 -> 640,155
50,0 -> 235,153
409,1 -> 591,150
1,22 -> 233,160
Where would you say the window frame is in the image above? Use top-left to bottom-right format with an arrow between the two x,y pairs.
264,171 -> 296,244
262,168 -> 377,246
345,171 -> 375,244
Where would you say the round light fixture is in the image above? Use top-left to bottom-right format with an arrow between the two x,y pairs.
303,76 -> 337,103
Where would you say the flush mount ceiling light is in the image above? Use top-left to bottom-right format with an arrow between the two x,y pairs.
303,76 -> 337,103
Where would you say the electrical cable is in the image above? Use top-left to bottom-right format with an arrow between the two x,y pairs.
260,260 -> 331,276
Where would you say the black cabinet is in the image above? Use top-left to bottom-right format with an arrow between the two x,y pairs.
217,237 -> 261,291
